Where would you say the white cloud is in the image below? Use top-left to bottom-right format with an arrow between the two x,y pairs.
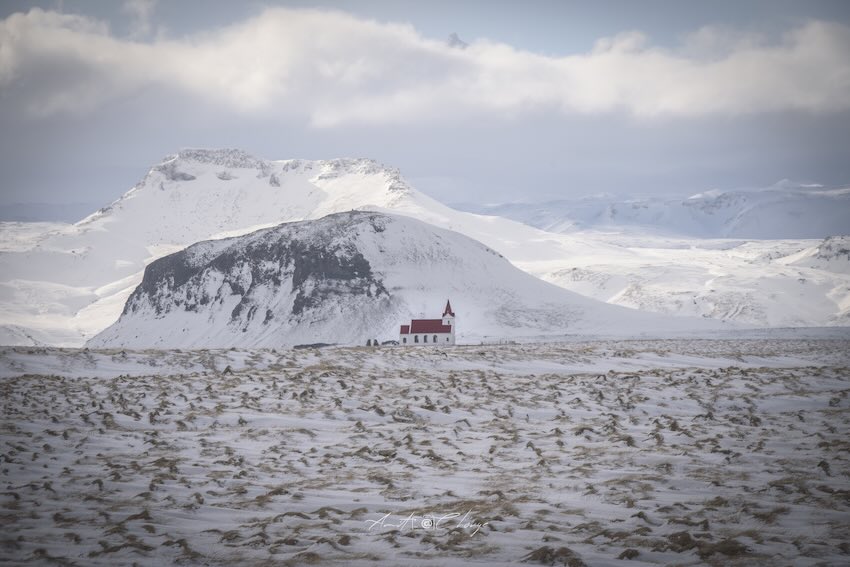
1,7 -> 849,124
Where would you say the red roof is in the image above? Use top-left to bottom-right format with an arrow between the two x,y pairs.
443,300 -> 455,317
399,301 -> 455,334
400,319 -> 452,334
412,319 -> 452,333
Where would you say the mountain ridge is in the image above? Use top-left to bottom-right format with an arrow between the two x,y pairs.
458,181 -> 850,239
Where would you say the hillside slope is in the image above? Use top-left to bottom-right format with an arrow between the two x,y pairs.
90,211 -> 714,348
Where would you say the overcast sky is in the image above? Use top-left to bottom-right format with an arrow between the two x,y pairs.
1,0 -> 849,218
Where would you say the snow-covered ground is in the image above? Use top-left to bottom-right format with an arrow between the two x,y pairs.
523,233 -> 850,328
2,339 -> 848,565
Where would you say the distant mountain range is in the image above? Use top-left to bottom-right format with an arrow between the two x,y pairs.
456,181 -> 850,239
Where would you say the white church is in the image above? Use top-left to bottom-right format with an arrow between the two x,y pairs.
399,300 -> 456,345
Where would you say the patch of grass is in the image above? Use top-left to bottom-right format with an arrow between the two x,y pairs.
522,545 -> 587,566
752,506 -> 790,524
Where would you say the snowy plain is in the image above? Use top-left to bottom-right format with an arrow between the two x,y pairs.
1,339 -> 849,566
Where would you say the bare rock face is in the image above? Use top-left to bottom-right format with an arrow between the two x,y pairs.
100,211 -> 396,347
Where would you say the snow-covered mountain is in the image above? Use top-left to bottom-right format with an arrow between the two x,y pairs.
0,148 -> 633,346
452,184 -> 850,328
90,211 -> 706,348
1,149 -> 848,347
460,181 -> 850,239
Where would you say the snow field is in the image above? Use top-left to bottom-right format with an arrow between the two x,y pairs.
1,339 -> 848,565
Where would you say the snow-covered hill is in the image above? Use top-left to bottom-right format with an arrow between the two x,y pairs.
1,149 -> 848,346
90,211 -> 712,348
782,235 -> 850,274
460,181 -> 850,239
1,149 -> 630,346
526,234 -> 850,328
455,184 -> 850,328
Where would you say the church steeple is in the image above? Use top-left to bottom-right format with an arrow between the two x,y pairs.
442,299 -> 455,317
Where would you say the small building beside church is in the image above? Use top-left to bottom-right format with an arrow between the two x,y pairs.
399,300 -> 455,345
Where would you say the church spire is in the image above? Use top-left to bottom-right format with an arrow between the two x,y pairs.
442,299 -> 455,317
